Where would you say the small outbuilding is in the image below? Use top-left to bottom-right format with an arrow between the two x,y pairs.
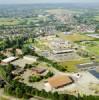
32,68 -> 46,74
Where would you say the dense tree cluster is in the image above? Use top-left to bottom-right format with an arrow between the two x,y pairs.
0,36 -> 28,51
29,75 -> 43,82
4,80 -> 99,100
0,64 -> 15,84
95,24 -> 99,32
37,55 -> 66,72
0,53 -> 7,61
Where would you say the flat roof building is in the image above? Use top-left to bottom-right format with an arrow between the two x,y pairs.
2,56 -> 18,64
52,49 -> 73,54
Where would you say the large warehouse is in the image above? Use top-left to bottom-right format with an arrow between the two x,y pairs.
44,75 -> 73,91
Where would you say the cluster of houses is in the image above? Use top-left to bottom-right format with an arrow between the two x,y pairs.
75,24 -> 95,33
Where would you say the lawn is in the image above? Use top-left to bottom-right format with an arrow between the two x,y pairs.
57,33 -> 94,42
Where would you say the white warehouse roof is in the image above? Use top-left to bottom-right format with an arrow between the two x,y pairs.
53,49 -> 74,54
2,56 -> 18,63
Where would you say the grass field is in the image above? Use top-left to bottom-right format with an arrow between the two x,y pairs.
23,38 -> 50,51
34,39 -> 50,50
59,59 -> 89,72
0,17 -> 38,26
87,46 -> 99,55
95,58 -> 99,63
0,18 -> 20,25
0,97 -> 9,100
79,41 -> 99,55
0,41 -> 4,45
94,16 -> 99,21
57,33 -> 94,42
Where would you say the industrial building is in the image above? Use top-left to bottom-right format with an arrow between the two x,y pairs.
44,75 -> 73,91
2,56 -> 18,64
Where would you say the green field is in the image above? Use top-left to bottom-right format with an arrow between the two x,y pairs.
0,17 -> 39,26
79,41 -> 99,55
59,59 -> 89,72
0,18 -> 20,25
94,16 -> 99,21
87,46 -> 99,55
57,33 -> 94,42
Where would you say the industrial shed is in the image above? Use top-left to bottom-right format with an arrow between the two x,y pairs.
44,75 -> 73,91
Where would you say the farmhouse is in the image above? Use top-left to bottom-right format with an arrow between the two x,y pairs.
44,75 -> 73,91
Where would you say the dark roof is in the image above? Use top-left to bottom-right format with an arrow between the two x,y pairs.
32,68 -> 46,74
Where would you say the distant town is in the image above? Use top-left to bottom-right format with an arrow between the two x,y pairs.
0,3 -> 99,100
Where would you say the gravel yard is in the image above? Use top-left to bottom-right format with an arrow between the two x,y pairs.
52,72 -> 99,95
11,58 -> 35,68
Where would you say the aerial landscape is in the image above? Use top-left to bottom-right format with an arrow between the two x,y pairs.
0,0 -> 99,100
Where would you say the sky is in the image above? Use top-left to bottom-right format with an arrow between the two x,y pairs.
0,0 -> 99,4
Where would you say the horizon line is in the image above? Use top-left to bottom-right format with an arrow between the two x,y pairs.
0,2 -> 99,5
